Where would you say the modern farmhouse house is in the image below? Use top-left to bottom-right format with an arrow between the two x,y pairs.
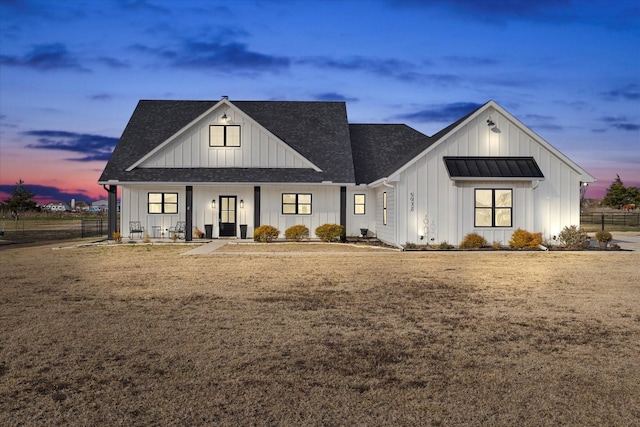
98,97 -> 595,246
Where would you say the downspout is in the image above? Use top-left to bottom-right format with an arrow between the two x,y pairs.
382,179 -> 404,250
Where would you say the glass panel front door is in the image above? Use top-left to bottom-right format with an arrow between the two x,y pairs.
219,196 -> 237,237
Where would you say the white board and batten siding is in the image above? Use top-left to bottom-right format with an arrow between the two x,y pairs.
138,108 -> 313,170
391,107 -> 586,245
261,185 -> 341,239
346,187 -> 376,237
121,184 -> 374,240
374,187 -> 396,245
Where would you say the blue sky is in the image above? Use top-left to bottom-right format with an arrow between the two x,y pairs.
0,0 -> 638,203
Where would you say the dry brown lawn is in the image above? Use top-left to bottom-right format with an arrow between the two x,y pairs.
1,241 -> 639,426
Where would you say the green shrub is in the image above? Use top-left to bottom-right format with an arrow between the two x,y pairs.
285,224 -> 309,241
253,225 -> 280,242
459,232 -> 487,249
439,241 -> 453,250
558,225 -> 588,248
315,223 -> 344,242
509,228 -> 543,249
595,230 -> 612,242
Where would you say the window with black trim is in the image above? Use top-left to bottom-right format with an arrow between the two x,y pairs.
354,194 -> 366,215
474,189 -> 512,227
148,192 -> 178,214
383,192 -> 387,225
282,193 -> 312,215
209,125 -> 240,147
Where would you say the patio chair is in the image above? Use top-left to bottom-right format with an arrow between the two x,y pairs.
129,221 -> 145,239
168,221 -> 186,239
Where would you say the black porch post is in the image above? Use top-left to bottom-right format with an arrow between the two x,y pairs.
106,184 -> 117,240
254,186 -> 261,230
186,186 -> 193,241
340,186 -> 347,241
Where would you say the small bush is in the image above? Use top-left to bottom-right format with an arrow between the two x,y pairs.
253,225 -> 280,242
439,241 -> 453,250
143,231 -> 151,243
558,225 -> 588,248
492,240 -> 502,249
595,230 -> 612,242
459,232 -> 487,249
193,227 -> 204,239
285,225 -> 309,241
405,242 -> 417,249
509,228 -> 543,249
315,224 -> 344,242
113,230 -> 122,243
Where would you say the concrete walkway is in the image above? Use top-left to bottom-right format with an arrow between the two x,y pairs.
181,239 -> 232,255
609,231 -> 640,251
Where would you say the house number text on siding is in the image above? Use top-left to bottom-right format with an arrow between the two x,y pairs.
410,192 -> 414,212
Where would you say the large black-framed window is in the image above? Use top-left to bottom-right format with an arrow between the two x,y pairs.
282,193 -> 312,215
474,189 -> 512,227
148,192 -> 178,214
209,125 -> 241,147
354,194 -> 366,215
382,192 -> 387,225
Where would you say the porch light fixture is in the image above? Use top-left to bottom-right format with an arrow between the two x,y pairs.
211,199 -> 216,209
239,199 -> 244,208
487,116 -> 501,133
221,112 -> 228,121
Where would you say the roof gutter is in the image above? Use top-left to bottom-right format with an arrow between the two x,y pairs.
382,179 -> 404,251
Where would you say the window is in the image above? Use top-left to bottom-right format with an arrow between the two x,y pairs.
383,192 -> 387,225
148,192 -> 178,214
475,189 -> 512,227
282,193 -> 312,215
354,194 -> 366,215
209,125 -> 240,147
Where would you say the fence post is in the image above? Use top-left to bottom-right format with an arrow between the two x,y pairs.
601,213 -> 605,231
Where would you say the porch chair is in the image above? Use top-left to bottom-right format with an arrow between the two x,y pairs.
129,221 -> 145,239
169,221 -> 186,239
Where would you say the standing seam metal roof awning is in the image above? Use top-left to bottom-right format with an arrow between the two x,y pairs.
443,157 -> 545,180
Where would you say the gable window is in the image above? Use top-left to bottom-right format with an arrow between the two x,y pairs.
354,194 -> 366,215
383,192 -> 387,225
282,193 -> 312,215
148,192 -> 178,214
209,125 -> 240,147
475,189 -> 512,227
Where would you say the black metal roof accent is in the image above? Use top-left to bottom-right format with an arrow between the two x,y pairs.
443,157 -> 544,179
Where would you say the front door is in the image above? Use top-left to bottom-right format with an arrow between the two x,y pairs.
219,196 -> 237,237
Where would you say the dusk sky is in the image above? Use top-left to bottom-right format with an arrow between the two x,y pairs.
1,0 -> 638,205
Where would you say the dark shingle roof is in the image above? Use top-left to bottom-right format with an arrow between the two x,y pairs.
99,100 -> 216,183
100,99 -> 503,186
233,101 -> 354,183
349,124 -> 434,184
443,157 -> 544,179
99,100 -> 354,183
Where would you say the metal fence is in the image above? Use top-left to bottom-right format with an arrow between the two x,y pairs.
81,219 -> 107,238
580,212 -> 640,228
